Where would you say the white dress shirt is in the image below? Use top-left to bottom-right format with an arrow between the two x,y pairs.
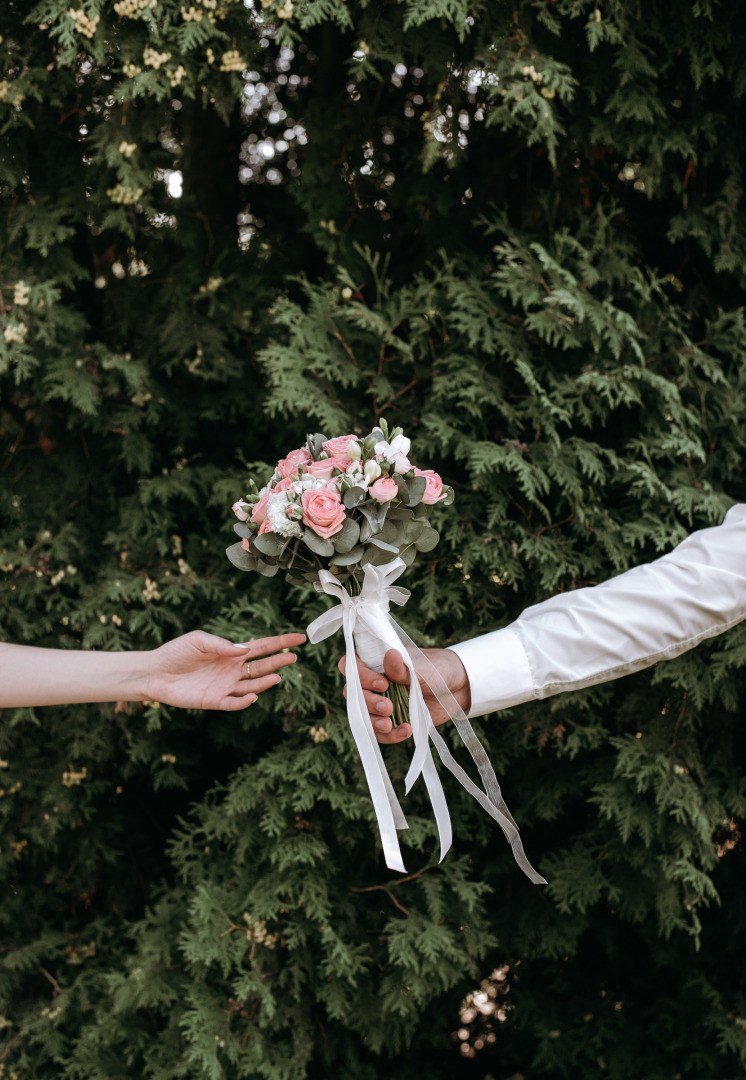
449,504 -> 746,718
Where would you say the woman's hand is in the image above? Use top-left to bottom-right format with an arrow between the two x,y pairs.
145,630 -> 306,711
338,646 -> 471,743
0,632 -> 305,709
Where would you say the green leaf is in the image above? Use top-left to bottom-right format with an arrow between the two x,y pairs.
255,559 -> 280,577
442,486 -> 455,506
225,543 -> 257,572
233,522 -> 252,539
368,536 -> 399,553
343,486 -> 367,509
307,432 -> 328,460
330,546 -> 364,566
332,515 -> 361,552
376,519 -> 401,545
361,545 -> 395,567
303,527 -> 335,557
399,544 -> 418,567
285,570 -> 307,585
253,531 -> 286,557
414,527 -> 440,552
393,475 -> 409,501
404,520 -> 427,543
406,475 -> 428,506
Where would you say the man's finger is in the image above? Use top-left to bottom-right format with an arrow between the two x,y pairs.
375,721 -> 412,745
383,649 -> 411,687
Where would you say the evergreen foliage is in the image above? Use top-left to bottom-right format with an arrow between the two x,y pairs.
1,0 -> 745,1077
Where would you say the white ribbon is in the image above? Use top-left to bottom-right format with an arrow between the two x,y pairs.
307,558 -> 546,884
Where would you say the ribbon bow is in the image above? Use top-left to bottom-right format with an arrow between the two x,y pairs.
307,558 -> 546,884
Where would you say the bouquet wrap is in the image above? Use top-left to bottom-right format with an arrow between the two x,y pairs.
307,557 -> 546,883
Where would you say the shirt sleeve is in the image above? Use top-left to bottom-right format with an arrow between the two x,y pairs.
448,504 -> 746,718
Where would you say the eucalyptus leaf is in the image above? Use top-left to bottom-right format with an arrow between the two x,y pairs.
359,516 -> 373,544
361,545 -> 395,567
233,522 -> 252,540
330,546 -> 364,566
253,531 -> 285,557
303,527 -> 335,558
285,571 -> 308,585
406,475 -> 427,507
399,543 -> 418,567
443,487 -> 455,506
225,542 -> 257,573
368,536 -> 399,553
343,485 -> 367,509
377,519 -> 400,545
307,432 -> 327,461
393,474 -> 409,500
387,507 -> 414,521
415,527 -> 440,552
332,515 -> 361,553
358,502 -> 388,534
404,520 -> 427,543
256,559 -> 280,577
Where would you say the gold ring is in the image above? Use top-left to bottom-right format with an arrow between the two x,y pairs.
245,661 -> 251,678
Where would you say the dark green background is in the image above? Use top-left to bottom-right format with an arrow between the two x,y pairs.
1,1 -> 745,1076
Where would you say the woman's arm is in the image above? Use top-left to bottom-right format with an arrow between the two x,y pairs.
0,630 -> 305,710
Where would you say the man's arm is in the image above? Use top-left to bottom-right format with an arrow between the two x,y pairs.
343,503 -> 746,740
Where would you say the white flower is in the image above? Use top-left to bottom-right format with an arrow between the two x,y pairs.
363,459 -> 381,482
341,462 -> 368,491
267,493 -> 303,538
374,433 -> 411,474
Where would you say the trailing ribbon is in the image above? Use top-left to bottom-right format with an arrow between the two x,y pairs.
306,558 -> 546,884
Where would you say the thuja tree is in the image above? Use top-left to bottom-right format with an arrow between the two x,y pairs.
1,1 -> 746,1078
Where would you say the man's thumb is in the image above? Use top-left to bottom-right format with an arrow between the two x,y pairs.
383,649 -> 411,687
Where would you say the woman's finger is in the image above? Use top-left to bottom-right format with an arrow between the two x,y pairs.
234,632 -> 306,657
241,672 -> 284,694
239,651 -> 299,681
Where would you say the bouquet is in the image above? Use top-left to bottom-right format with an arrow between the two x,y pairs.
228,420 -> 544,883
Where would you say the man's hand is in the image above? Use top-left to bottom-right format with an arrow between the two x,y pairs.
338,646 -> 471,744
146,630 -> 305,711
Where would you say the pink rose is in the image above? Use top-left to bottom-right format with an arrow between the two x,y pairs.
241,537 -> 251,551
233,500 -> 251,521
258,519 -> 273,534
301,488 -> 346,539
414,468 -> 446,504
274,475 -> 295,492
277,447 -> 313,479
322,434 -> 357,458
368,477 -> 398,503
250,489 -> 272,525
305,456 -> 350,482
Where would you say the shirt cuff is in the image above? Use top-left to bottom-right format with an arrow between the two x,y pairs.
448,628 -> 534,718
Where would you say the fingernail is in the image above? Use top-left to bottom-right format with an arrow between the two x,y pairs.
373,679 -> 386,691
374,719 -> 388,732
375,701 -> 389,714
